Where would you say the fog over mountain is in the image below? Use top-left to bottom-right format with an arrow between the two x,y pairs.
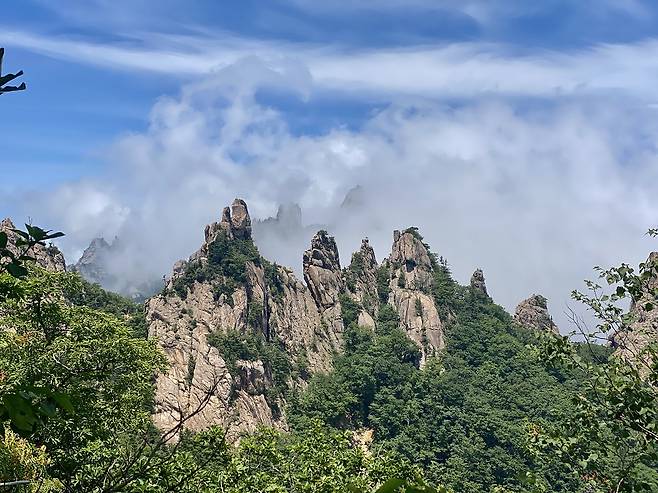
9,57 -> 658,331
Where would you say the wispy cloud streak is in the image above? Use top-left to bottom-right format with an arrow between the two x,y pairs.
7,28 -> 658,101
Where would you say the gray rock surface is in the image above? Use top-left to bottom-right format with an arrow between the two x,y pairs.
302,229 -> 345,341
514,294 -> 559,334
303,230 -> 342,308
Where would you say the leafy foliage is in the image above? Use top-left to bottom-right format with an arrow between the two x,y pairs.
171,231 -> 261,299
340,292 -> 362,328
290,305 -> 421,430
376,265 -> 391,303
0,224 -> 63,281
263,259 -> 285,303
345,251 -> 366,293
0,268 -> 166,485
65,277 -> 147,337
292,252 -> 586,492
529,234 -> 658,492
204,421 -> 426,493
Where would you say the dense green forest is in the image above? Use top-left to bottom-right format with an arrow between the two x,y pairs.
1,224 -> 657,492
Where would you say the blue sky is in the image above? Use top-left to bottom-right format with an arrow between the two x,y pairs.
3,0 -> 658,326
4,0 -> 658,192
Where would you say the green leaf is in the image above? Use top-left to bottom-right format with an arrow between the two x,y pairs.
0,231 -> 7,249
44,231 -> 64,240
25,224 -> 47,241
6,262 -> 28,278
51,391 -> 74,413
3,394 -> 38,431
1,248 -> 16,260
39,400 -> 58,418
11,228 -> 29,240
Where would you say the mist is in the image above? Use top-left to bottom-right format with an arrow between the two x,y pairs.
13,57 -> 658,331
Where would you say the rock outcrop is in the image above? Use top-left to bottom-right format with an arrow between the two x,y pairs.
303,230 -> 345,337
470,268 -> 488,296
72,237 -> 111,285
303,230 -> 342,308
1,218 -> 66,272
386,229 -> 444,364
204,198 -> 252,244
514,294 -> 559,334
147,201 -> 341,440
258,203 -> 303,232
344,238 -> 379,329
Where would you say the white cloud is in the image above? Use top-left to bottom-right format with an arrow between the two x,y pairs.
7,27 -> 658,102
16,57 -> 658,332
287,0 -> 653,25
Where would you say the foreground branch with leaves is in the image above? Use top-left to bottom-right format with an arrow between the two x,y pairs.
529,231 -> 658,492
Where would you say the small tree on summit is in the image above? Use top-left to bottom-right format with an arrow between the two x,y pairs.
0,48 -> 26,95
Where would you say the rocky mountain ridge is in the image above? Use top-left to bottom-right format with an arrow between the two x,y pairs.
1,207 -> 568,440
143,199 -> 566,438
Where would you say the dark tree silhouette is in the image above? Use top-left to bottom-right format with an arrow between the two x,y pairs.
0,48 -> 27,94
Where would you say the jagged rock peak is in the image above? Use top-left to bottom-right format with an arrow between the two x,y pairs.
303,230 -> 343,309
275,203 -> 302,228
230,198 -> 252,239
305,230 -> 341,272
354,238 -> 377,270
387,227 -> 444,364
514,294 -> 559,334
389,228 -> 433,294
1,217 -> 66,272
341,185 -> 366,209
77,237 -> 110,264
470,268 -> 488,296
205,198 -> 252,243
72,237 -> 111,283
390,228 -> 432,272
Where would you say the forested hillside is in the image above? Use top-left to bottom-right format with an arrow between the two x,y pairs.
1,210 -> 657,492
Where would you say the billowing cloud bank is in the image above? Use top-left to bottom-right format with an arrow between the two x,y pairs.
16,57 -> 658,330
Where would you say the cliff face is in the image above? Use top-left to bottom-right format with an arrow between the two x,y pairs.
146,200 -> 342,439
385,229 -> 444,364
1,218 -> 66,272
470,269 -> 488,296
146,202 -> 453,437
303,230 -> 345,342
